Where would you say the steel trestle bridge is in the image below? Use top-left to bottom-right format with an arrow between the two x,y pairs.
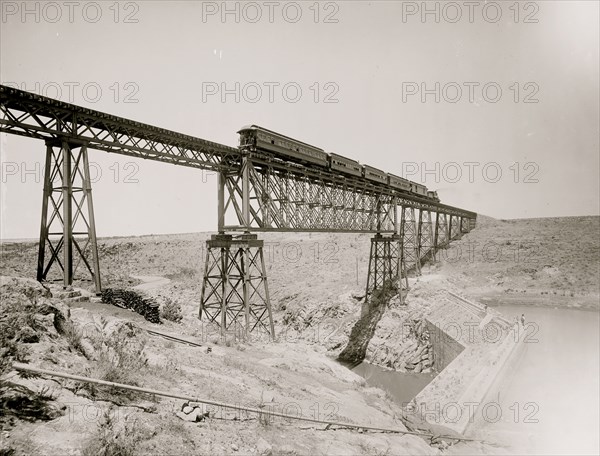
0,85 -> 476,337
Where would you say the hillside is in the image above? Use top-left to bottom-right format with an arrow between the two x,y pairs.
435,215 -> 600,310
2,216 -> 597,311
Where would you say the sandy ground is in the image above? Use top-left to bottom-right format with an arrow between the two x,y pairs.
1,215 -> 598,455
131,275 -> 172,291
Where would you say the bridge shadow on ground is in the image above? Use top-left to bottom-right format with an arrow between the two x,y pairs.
337,281 -> 398,366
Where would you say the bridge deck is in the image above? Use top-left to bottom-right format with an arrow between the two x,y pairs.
0,84 -> 476,222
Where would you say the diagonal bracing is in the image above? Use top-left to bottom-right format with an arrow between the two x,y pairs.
200,234 -> 274,339
37,140 -> 101,291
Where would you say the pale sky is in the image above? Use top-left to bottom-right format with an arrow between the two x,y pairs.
1,1 -> 598,238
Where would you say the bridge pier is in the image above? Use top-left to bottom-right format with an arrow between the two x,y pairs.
417,209 -> 435,266
199,234 -> 275,339
363,208 -> 475,311
434,212 -> 450,251
460,216 -> 471,234
400,206 -> 421,277
364,234 -> 404,309
449,214 -> 462,241
37,140 -> 101,293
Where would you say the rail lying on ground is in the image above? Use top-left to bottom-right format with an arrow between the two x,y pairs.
12,362 -> 484,443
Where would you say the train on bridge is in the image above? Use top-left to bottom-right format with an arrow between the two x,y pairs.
238,125 -> 440,202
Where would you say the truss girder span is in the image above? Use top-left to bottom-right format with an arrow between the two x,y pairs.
460,217 -> 469,233
0,85 -> 239,172
221,158 -> 396,232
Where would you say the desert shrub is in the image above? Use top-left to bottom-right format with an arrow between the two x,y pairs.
0,381 -> 63,428
82,322 -> 149,401
0,283 -> 73,429
165,266 -> 198,282
61,319 -> 88,357
82,408 -> 151,456
0,293 -> 42,376
105,323 -> 148,370
160,298 -> 183,323
258,409 -> 271,427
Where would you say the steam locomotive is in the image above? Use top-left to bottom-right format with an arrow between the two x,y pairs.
237,125 -> 440,202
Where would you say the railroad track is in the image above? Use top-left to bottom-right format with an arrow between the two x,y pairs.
144,328 -> 203,347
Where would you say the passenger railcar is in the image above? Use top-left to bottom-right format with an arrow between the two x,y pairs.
237,125 -> 328,167
410,181 -> 428,196
238,125 -> 443,203
427,190 -> 440,202
329,153 -> 362,177
388,173 -> 411,192
363,165 -> 387,185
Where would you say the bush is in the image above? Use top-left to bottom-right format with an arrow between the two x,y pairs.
82,408 -> 150,456
0,381 -> 62,427
82,322 -> 149,401
0,293 -> 41,376
160,298 -> 183,323
61,320 -> 87,357
0,288 -> 65,427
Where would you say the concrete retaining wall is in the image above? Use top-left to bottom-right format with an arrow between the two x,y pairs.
414,317 -> 527,435
457,324 -> 527,434
425,319 -> 465,371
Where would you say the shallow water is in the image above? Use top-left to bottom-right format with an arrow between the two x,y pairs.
351,361 -> 435,404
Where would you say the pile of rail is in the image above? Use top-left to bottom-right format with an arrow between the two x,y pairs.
100,288 -> 160,324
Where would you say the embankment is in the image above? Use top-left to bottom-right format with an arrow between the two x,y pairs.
413,294 -> 526,434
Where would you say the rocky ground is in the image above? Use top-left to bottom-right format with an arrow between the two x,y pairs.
1,277 -> 436,456
1,215 -> 598,455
